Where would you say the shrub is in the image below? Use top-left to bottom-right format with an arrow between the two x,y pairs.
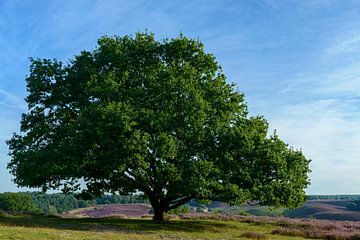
211,208 -> 222,214
241,232 -> 268,240
0,193 -> 38,213
46,205 -> 58,215
238,211 -> 250,216
168,205 -> 190,215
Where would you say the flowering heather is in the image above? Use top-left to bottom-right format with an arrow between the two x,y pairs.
180,213 -> 360,239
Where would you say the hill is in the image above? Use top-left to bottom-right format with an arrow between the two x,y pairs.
284,199 -> 360,221
64,204 -> 152,218
206,199 -> 360,221
65,200 -> 360,221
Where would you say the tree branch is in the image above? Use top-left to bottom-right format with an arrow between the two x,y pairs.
167,195 -> 192,211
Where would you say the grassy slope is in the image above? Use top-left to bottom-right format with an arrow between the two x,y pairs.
221,200 -> 360,221
0,214 -> 310,240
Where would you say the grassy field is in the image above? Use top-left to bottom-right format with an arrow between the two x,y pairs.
0,214 -> 310,240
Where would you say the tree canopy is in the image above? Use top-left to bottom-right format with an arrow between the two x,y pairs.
7,32 -> 311,221
0,192 -> 37,213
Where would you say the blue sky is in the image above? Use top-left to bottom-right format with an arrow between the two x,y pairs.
0,0 -> 360,194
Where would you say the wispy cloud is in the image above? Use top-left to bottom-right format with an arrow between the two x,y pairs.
268,98 -> 360,194
253,33 -> 360,194
0,88 -> 26,110
315,63 -> 360,97
326,34 -> 360,56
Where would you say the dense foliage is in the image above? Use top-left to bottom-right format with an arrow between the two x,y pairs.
0,192 -> 37,213
7,32 -> 311,221
0,192 -> 149,214
31,193 -> 148,214
29,192 -> 91,214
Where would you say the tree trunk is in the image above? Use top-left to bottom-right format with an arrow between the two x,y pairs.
149,195 -> 192,222
153,206 -> 165,222
149,196 -> 169,222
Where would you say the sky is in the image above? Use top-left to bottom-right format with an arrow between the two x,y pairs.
0,0 -> 359,195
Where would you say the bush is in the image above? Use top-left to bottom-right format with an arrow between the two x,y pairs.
78,199 -> 90,208
168,205 -> 190,215
46,205 -> 58,215
241,232 -> 268,239
247,207 -> 285,217
211,208 -> 222,214
0,193 -> 38,213
238,211 -> 250,216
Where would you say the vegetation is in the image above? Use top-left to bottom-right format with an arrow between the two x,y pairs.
0,193 -> 37,213
181,213 -> 360,240
0,214 -> 310,240
0,192 -> 150,215
346,200 -> 360,211
168,204 -> 190,215
307,195 -> 360,200
30,192 -> 87,214
7,32 -> 311,221
0,212 -> 359,239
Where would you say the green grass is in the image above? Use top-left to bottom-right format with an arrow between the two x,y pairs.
223,205 -> 287,217
0,214 -> 311,240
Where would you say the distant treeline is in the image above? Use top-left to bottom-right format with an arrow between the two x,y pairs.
306,195 -> 360,212
0,192 -> 149,215
307,195 -> 360,200
3,192 -> 360,215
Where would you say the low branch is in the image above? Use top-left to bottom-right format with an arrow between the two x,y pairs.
170,195 -> 191,204
167,195 -> 193,211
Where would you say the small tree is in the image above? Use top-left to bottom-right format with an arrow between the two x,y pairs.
0,193 -> 38,213
45,205 -> 58,215
7,32 -> 310,222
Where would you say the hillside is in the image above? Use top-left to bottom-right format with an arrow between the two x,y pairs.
209,199 -> 360,221
65,200 -> 360,222
55,203 -> 360,239
285,199 -> 360,221
65,204 -> 152,218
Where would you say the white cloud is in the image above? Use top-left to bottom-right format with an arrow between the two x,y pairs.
263,95 -> 360,194
326,34 -> 360,56
313,62 -> 360,97
0,88 -> 26,110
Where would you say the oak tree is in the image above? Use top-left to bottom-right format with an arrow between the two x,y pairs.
7,33 -> 310,221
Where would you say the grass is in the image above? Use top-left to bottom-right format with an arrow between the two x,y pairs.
0,213 -> 310,240
181,213 -> 360,240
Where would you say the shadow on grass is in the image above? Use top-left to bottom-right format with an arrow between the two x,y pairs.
0,214 -> 230,234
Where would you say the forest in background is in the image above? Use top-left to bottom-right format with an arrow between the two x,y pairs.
0,192 -> 149,214
1,192 -> 360,217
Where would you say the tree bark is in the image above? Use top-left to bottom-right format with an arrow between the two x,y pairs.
147,191 -> 192,222
148,195 -> 168,222
153,205 -> 166,222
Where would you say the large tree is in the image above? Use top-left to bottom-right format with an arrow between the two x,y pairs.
7,33 -> 310,222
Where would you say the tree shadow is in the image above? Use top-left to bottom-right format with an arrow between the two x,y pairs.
0,214 -> 230,234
